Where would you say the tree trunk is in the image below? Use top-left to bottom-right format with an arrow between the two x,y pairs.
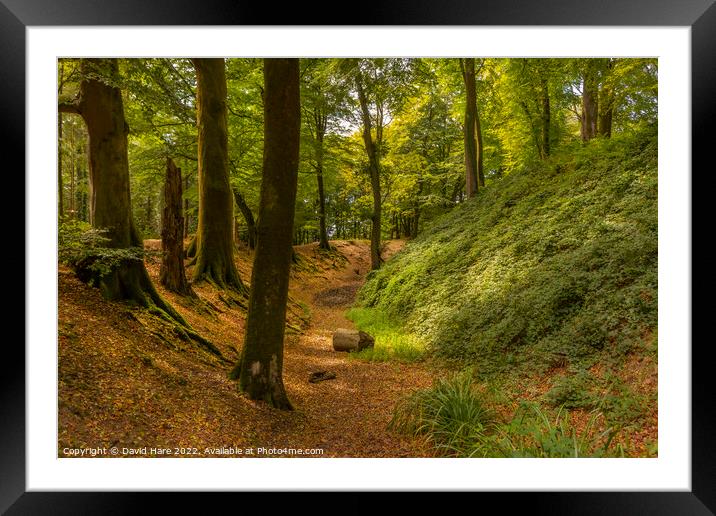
232,187 -> 257,250
183,174 -> 190,239
58,113 -> 64,218
311,108 -> 331,250
581,63 -> 599,142
475,106 -> 485,188
191,58 -> 246,292
598,60 -> 614,138
316,153 -> 330,250
160,158 -> 193,295
461,58 -> 479,198
144,194 -> 153,235
541,75 -> 551,157
231,58 -> 300,410
58,59 -> 186,324
355,73 -> 382,270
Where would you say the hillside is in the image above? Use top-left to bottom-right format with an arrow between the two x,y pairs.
355,129 -> 658,455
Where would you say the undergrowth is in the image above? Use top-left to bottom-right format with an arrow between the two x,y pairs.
391,372 -> 626,458
357,128 -> 658,457
357,128 -> 657,377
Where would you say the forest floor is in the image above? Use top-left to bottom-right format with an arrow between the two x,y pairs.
58,239 -> 436,458
58,238 -> 656,458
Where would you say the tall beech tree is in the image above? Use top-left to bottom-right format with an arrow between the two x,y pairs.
230,58 -> 301,410
58,59 -> 187,323
191,58 -> 246,292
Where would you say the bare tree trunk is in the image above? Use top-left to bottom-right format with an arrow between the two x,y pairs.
461,58 -> 479,198
160,158 -> 193,295
191,58 -> 246,292
231,58 -> 300,410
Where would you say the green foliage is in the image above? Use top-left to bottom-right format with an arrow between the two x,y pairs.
389,370 -> 496,455
390,375 -> 623,457
596,374 -> 650,427
346,307 -> 426,363
358,128 -> 657,376
544,371 -> 594,409
481,402 -> 622,458
393,383 -> 623,457
58,218 -> 145,278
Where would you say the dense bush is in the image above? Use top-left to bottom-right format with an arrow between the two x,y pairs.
357,128 -> 657,376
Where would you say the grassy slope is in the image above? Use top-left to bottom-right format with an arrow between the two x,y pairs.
359,129 -> 657,375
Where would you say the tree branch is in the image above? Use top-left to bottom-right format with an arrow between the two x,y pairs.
58,98 -> 82,115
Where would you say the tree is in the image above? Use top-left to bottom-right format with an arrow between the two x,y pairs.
460,58 -> 480,197
354,63 -> 384,270
581,60 -> 599,142
57,59 -> 188,324
598,58 -> 616,138
301,59 -> 348,250
230,58 -> 301,410
191,58 -> 246,293
160,157 -> 193,295
232,186 -> 257,250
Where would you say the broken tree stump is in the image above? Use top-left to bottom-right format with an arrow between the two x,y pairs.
332,328 -> 375,352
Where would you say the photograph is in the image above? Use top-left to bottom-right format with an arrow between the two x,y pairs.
56,56 -> 659,459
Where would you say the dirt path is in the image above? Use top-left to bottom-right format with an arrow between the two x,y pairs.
280,240 -> 434,457
58,240 -> 436,458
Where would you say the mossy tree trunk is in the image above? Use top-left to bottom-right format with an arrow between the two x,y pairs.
460,58 -> 479,198
160,157 -> 193,295
191,58 -> 246,292
355,72 -> 383,270
57,59 -> 187,324
231,58 -> 301,410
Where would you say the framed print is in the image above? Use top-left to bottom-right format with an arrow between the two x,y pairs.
5,0 -> 712,513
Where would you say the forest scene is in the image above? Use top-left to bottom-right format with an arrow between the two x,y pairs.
57,57 -> 658,458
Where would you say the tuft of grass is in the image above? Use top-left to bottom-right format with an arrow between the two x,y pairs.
389,370 -> 496,456
484,402 -> 623,458
346,307 -> 426,363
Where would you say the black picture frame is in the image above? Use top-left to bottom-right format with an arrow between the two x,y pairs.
5,0 -> 711,513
